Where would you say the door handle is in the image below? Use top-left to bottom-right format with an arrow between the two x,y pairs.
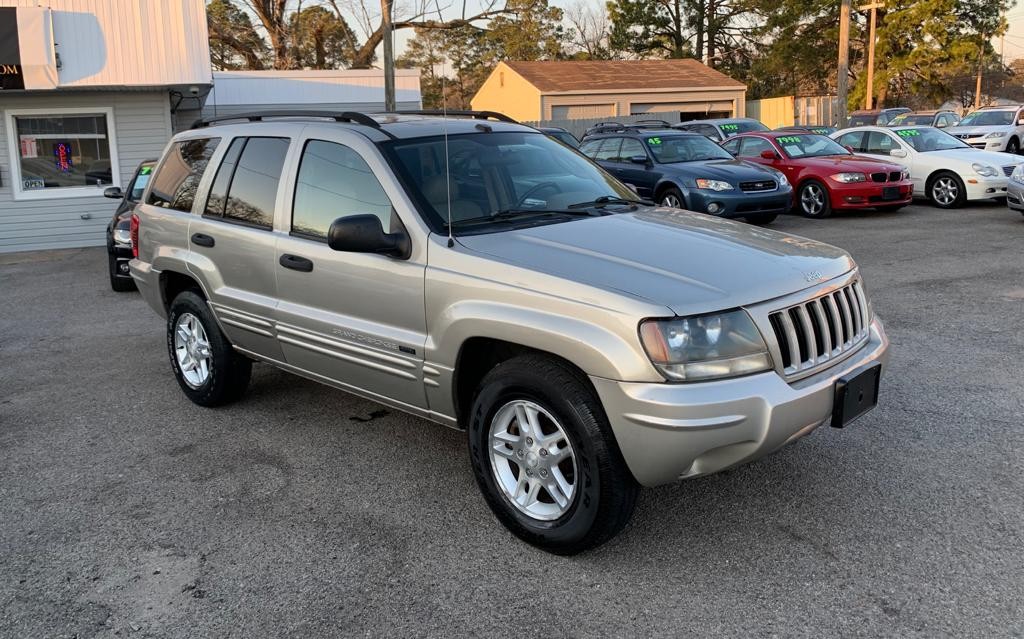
279,254 -> 314,272
191,233 -> 215,248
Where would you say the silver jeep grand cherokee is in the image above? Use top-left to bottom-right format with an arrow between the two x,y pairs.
130,111 -> 889,554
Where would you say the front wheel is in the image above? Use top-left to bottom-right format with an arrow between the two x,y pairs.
659,187 -> 685,209
467,355 -> 639,555
797,180 -> 832,218
167,290 -> 251,406
1006,137 -> 1020,155
927,172 -> 966,209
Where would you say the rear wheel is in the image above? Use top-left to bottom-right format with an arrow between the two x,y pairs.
659,187 -> 685,209
927,172 -> 966,209
797,180 -> 832,218
167,290 -> 251,406
467,354 -> 638,555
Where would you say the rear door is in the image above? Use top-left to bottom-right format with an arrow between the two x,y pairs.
272,129 -> 428,410
186,135 -> 292,360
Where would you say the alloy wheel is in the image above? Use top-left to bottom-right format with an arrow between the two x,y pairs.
488,399 -> 577,521
174,312 -> 213,389
661,193 -> 683,208
932,177 -> 958,206
801,184 -> 826,216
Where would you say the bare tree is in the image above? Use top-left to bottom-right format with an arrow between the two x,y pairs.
564,1 -> 610,59
238,0 -> 293,69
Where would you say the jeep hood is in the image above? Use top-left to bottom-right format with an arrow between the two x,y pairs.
457,208 -> 854,316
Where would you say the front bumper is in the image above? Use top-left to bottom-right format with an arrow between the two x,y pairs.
688,186 -> 793,218
109,243 -> 133,279
963,176 -> 1009,201
592,317 -> 889,487
1008,180 -> 1024,213
829,181 -> 913,209
959,137 -> 1007,151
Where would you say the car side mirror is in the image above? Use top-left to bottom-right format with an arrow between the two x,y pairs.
843,145 -> 855,153
327,214 -> 410,259
889,148 -> 908,158
104,186 -> 123,199
759,149 -> 779,160
629,155 -> 650,165
936,121 -> 946,128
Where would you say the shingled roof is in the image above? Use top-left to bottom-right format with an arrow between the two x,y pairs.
503,59 -> 745,93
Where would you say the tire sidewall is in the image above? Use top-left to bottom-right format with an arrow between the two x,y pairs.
928,172 -> 965,209
660,186 -> 685,210
468,368 -> 603,548
166,291 -> 229,404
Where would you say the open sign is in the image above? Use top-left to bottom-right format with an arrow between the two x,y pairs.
53,141 -> 73,173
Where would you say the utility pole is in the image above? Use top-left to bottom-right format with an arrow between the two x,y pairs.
975,38 -> 984,110
860,1 -> 884,110
837,0 -> 851,127
382,0 -> 395,112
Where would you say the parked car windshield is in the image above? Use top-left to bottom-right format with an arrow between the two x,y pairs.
386,131 -> 640,232
774,134 -> 851,158
892,127 -> 971,152
958,110 -> 1015,126
890,114 -> 934,126
718,120 -> 769,135
645,135 -> 733,163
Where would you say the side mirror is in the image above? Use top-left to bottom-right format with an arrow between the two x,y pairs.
103,186 -> 123,199
889,148 -> 908,158
629,155 -> 650,165
844,145 -> 855,153
327,214 -> 410,259
936,120 -> 946,128
760,149 -> 779,160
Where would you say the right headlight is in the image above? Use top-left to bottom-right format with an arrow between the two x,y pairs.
1012,164 -> 1024,184
829,172 -> 867,183
639,310 -> 772,382
972,163 -> 999,177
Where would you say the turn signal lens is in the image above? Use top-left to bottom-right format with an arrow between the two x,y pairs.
130,213 -> 140,258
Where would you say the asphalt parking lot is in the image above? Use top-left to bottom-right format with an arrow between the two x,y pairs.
2,201 -> 1023,638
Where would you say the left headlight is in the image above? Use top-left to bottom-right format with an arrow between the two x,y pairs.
829,172 -> 867,183
985,132 -> 1006,139
113,227 -> 132,244
901,169 -> 911,181
972,163 -> 999,177
776,172 -> 789,186
695,178 -> 733,191
639,310 -> 772,382
1012,164 -> 1024,183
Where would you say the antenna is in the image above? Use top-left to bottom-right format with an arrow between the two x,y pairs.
432,0 -> 454,248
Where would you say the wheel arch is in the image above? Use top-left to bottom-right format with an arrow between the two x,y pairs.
159,269 -> 207,312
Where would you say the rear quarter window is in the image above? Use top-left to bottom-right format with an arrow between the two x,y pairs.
147,138 -> 220,212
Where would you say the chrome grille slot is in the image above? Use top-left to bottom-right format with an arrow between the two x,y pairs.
768,281 -> 871,377
1004,165 -> 1017,177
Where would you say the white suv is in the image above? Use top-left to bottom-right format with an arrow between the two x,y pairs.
945,105 -> 1024,155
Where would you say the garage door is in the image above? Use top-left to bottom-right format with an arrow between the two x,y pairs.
631,101 -> 735,115
550,104 -> 615,120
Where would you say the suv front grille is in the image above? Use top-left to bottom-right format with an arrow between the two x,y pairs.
739,180 -> 776,192
768,281 -> 870,376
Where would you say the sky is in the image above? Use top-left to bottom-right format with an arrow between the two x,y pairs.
1001,5 -> 1024,61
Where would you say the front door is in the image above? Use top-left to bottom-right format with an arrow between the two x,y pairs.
273,133 -> 428,410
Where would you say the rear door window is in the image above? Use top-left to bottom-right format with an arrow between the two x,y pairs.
864,132 -> 898,155
203,137 -> 290,229
147,138 -> 220,212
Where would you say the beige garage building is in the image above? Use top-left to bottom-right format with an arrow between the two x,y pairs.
470,59 -> 747,123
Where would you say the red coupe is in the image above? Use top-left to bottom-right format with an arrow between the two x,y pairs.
722,132 -> 913,218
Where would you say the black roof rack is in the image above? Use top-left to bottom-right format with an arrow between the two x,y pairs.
633,119 -> 672,127
190,110 -> 396,139
585,120 -> 674,135
394,109 -> 518,123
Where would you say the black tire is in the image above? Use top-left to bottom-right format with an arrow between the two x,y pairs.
467,354 -> 639,555
745,213 -> 778,225
927,171 -> 966,209
797,180 -> 832,218
658,186 -> 686,210
875,204 -> 905,213
166,290 -> 251,407
108,252 -> 135,292
1007,137 -> 1020,155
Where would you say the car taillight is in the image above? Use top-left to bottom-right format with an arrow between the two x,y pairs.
130,213 -> 140,258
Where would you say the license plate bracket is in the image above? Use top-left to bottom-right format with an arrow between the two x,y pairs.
881,186 -> 899,200
831,363 -> 881,428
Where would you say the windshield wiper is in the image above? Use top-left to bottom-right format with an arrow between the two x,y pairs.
448,208 -> 594,228
567,195 -> 645,209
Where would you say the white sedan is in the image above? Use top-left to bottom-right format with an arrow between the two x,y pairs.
831,126 -> 1022,208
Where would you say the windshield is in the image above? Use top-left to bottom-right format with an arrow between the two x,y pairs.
775,134 -> 851,158
892,127 -> 970,152
548,131 -> 579,148
645,135 -> 733,163
719,120 -> 768,135
128,164 -> 154,201
958,110 -> 1015,126
848,114 -> 877,127
386,131 -> 639,233
890,114 -> 934,126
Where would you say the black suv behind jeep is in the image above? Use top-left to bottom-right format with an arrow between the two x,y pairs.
104,159 -> 156,291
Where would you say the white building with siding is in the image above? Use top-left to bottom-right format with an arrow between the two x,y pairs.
0,1 -> 421,253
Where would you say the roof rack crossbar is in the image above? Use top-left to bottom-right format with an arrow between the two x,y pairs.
189,110 -> 397,138
394,109 -> 518,123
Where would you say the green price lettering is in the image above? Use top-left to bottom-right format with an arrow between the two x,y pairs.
777,136 -> 802,144
896,129 -> 920,137
648,137 -> 662,145
721,124 -> 739,131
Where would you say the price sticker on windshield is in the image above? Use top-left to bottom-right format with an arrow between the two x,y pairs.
647,137 -> 662,145
896,129 -> 920,138
777,136 -> 802,144
721,124 -> 739,131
